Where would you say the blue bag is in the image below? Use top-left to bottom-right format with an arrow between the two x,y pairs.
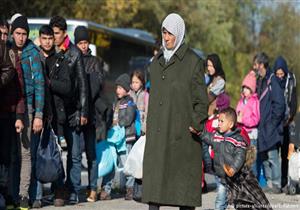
36,126 -> 64,183
107,125 -> 126,153
96,140 -> 117,177
135,110 -> 142,138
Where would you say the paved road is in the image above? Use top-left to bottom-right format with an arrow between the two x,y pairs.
40,190 -> 300,210
41,158 -> 300,210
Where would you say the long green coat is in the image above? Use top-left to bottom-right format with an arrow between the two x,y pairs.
142,44 -> 208,207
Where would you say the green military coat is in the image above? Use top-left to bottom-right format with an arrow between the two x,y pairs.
142,43 -> 208,207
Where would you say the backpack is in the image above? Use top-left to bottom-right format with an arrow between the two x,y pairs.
135,109 -> 142,138
36,125 -> 65,183
135,90 -> 149,138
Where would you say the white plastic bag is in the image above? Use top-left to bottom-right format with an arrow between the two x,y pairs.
124,136 -> 146,179
288,150 -> 300,181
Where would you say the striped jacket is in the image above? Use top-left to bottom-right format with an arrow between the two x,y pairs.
200,128 -> 247,181
21,40 -> 44,119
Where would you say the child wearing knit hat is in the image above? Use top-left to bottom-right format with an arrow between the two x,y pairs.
236,70 -> 260,176
100,73 -> 137,200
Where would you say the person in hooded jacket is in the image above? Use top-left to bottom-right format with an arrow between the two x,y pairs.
142,13 -> 208,210
273,56 -> 297,189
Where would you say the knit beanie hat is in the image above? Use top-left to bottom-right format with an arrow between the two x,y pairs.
242,71 -> 257,93
216,92 -> 230,111
74,26 -> 89,44
115,73 -> 131,92
11,16 -> 29,34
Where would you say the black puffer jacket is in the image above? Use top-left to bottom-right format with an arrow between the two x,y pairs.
200,128 -> 247,181
63,42 -> 88,120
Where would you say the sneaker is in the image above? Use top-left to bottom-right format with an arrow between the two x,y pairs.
19,196 -> 29,210
87,190 -> 97,202
68,193 -> 79,205
32,200 -> 42,208
99,191 -> 111,200
125,188 -> 133,200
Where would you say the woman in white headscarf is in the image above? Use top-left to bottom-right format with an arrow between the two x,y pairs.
142,13 -> 208,210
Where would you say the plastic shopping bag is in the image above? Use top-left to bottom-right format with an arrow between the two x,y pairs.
124,135 -> 146,179
96,140 -> 118,177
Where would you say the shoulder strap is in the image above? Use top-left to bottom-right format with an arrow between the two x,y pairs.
259,73 -> 273,101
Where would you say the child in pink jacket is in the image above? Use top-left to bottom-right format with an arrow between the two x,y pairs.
236,70 -> 260,177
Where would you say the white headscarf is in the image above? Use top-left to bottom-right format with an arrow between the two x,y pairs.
161,13 -> 185,62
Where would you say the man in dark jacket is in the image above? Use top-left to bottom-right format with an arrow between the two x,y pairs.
273,56 -> 297,188
254,52 -> 285,194
49,16 -> 88,204
0,40 -> 24,206
74,25 -> 107,202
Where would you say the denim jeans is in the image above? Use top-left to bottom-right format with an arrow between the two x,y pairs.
65,126 -> 82,195
83,125 -> 98,191
215,176 -> 227,210
262,147 -> 281,188
102,142 -> 135,194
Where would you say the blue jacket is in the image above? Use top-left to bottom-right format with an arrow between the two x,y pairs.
21,40 -> 45,118
257,69 -> 285,152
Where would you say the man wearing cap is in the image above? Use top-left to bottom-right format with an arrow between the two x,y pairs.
11,15 -> 45,210
74,25 -> 106,202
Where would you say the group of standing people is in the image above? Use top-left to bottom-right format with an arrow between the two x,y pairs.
0,14 -> 109,209
0,13 -> 151,210
0,11 -> 298,210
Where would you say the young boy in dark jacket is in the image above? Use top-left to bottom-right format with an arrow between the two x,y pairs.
200,107 -> 272,210
100,73 -> 137,201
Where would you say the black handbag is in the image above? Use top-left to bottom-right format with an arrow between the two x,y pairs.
36,124 -> 65,183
